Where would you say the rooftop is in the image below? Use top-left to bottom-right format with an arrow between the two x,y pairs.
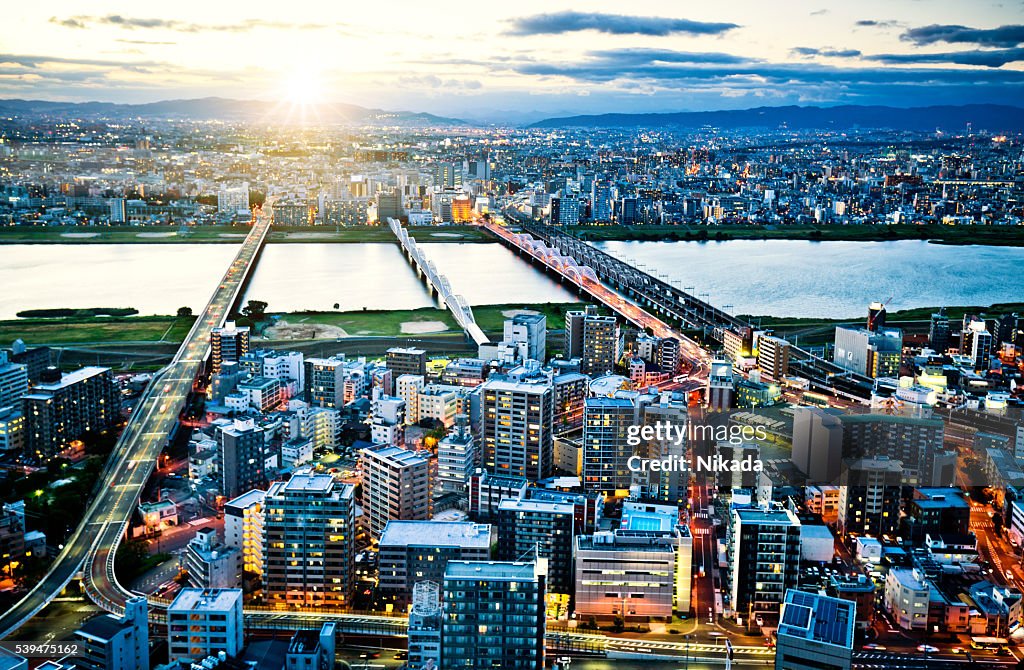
778,590 -> 855,649
498,498 -> 575,515
444,560 -> 539,582
168,588 -> 242,613
734,506 -> 800,526
28,366 -> 109,392
379,521 -> 492,548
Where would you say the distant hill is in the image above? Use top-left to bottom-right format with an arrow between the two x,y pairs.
529,104 -> 1024,132
0,97 -> 464,126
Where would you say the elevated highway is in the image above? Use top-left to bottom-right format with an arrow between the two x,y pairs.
0,209 -> 273,638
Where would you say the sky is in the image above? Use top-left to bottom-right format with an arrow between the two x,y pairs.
2,0 -> 1024,122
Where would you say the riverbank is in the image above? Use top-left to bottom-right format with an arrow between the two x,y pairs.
0,224 -> 493,244
570,223 -> 1024,246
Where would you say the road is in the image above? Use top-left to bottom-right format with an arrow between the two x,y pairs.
0,208 -> 272,639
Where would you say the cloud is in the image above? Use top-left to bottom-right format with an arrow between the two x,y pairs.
506,11 -> 738,37
587,48 -> 755,65
900,24 -> 1024,48
397,75 -> 483,90
792,47 -> 862,58
116,39 -> 177,46
856,20 -> 903,29
49,15 -> 339,34
865,47 -> 1024,67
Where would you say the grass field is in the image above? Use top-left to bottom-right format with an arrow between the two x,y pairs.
0,224 -> 493,244
567,223 -> 1024,246
746,302 -> 1024,329
0,315 -> 195,345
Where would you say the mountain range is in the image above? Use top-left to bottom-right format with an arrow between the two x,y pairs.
529,104 -> 1024,132
0,97 -> 463,126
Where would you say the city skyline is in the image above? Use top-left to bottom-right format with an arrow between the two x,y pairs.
1,1 -> 1023,122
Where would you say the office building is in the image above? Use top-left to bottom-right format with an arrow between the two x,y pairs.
467,470 -> 529,521
757,335 -> 790,381
184,528 -> 242,590
837,457 -> 903,537
304,357 -> 346,408
503,313 -> 547,363
378,521 -> 492,602
441,561 -> 546,670
73,597 -> 149,670
775,590 -> 855,670
376,191 -> 404,221
436,415 -> 477,494
408,581 -> 442,670
929,309 -> 950,352
839,413 -> 950,486
549,194 -> 580,226
211,322 -> 250,374
575,523 -> 692,620
791,407 -> 844,484
23,366 -> 119,459
263,473 -> 355,608
496,497 -> 575,595
360,444 -> 434,539
386,347 -> 427,382
565,306 -> 619,376
833,326 -> 902,378
0,352 -> 28,408
729,506 -> 802,628
479,375 -> 555,481
223,489 -> 265,579
166,588 -> 244,664
285,623 -> 336,670
216,419 -> 266,499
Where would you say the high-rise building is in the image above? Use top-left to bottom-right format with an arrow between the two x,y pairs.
503,313 -> 547,363
73,597 -> 149,670
867,301 -> 887,332
757,335 -> 790,381
217,186 -> 250,216
378,521 -> 492,603
223,489 -> 265,579
729,506 -> 802,629
791,407 -> 845,484
837,457 -> 903,538
706,359 -> 735,411
775,590 -> 855,670
441,560 -> 546,670
839,413 -> 951,487
496,497 -> 575,595
386,347 -> 427,381
22,366 -> 119,459
0,405 -> 26,455
436,415 -> 477,494
565,307 -> 619,376
549,194 -> 580,226
929,309 -> 950,352
553,372 -> 588,434
591,182 -> 612,222
304,356 -> 346,408
211,322 -> 250,374
479,375 -> 555,481
183,528 -> 242,590
263,473 -> 355,608
360,444 -> 434,539
0,352 -> 28,408
582,396 -> 637,494
216,419 -> 266,498
376,191 -> 404,221
166,588 -> 243,664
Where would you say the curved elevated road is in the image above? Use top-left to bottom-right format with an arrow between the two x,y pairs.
0,210 -> 272,638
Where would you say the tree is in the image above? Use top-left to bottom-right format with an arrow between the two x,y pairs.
242,300 -> 268,319
176,306 -> 193,318
333,303 -> 340,310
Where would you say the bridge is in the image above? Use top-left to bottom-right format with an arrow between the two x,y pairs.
386,217 -> 489,346
0,209 -> 274,639
478,215 -> 711,380
500,211 -> 873,401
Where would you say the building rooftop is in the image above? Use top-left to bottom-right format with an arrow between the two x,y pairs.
444,560 -> 539,582
76,613 -> 130,642
224,488 -> 266,511
283,473 -> 335,494
379,521 -> 492,548
362,444 -> 429,466
28,366 -> 109,392
779,590 -> 855,649
734,506 -> 800,526
498,498 -> 575,515
169,587 -> 242,612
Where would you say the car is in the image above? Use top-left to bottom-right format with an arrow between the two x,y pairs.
862,644 -> 886,650
951,647 -> 965,654
393,652 -> 408,660
917,645 -> 939,654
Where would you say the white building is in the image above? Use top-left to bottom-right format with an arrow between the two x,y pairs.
884,568 -> 931,630
223,489 -> 265,578
167,588 -> 244,664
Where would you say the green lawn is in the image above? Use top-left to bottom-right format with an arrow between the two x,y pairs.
0,315 -> 195,345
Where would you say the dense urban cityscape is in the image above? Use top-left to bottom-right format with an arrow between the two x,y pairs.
2,3 -> 1024,670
